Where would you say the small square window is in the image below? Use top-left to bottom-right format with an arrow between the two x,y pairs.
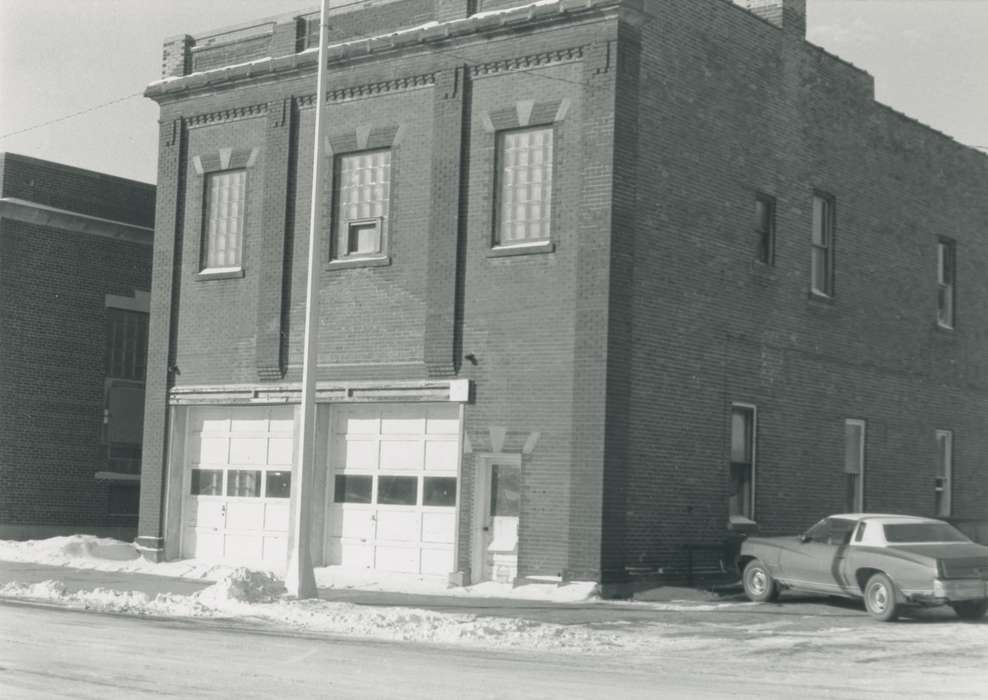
333,150 -> 391,260
378,476 -> 418,506
265,471 -> 292,499
227,470 -> 262,498
334,475 -> 372,504
191,469 -> 223,496
423,477 -> 457,507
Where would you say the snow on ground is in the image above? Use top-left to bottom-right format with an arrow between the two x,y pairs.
0,535 -> 597,601
0,571 -> 618,653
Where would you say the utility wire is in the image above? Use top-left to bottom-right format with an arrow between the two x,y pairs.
0,91 -> 144,141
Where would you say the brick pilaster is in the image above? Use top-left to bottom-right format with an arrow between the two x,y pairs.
423,67 -> 467,377
137,117 -> 186,559
255,97 -> 296,382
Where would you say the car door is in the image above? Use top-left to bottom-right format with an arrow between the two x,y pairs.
779,518 -> 854,593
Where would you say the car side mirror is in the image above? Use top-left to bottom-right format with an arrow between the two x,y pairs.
799,534 -> 811,543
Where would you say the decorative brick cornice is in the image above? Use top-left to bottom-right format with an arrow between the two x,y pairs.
185,102 -> 269,128
471,46 -> 585,79
297,73 -> 436,108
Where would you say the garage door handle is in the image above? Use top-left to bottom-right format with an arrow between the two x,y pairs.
482,526 -> 490,532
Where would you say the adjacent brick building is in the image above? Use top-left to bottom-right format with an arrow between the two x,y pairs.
139,0 -> 988,588
0,153 -> 154,540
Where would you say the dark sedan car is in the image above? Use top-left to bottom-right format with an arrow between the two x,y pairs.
738,514 -> 988,621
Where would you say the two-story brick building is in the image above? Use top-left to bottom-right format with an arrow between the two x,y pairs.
138,0 -> 988,588
0,153 -> 154,540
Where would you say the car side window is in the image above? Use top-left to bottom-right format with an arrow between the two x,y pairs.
804,519 -> 830,542
829,519 -> 855,545
853,521 -> 867,543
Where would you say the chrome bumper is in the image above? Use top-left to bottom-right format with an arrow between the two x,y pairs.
931,578 -> 988,602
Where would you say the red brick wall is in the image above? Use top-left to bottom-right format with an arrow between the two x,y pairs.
605,0 -> 988,576
0,219 -> 151,534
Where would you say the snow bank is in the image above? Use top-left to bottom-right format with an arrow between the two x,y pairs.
0,536 -> 598,602
0,578 -> 620,653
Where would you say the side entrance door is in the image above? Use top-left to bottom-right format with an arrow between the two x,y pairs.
475,455 -> 521,583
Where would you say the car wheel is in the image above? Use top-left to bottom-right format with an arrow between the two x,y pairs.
864,572 -> 900,622
743,559 -> 779,603
950,600 -> 988,620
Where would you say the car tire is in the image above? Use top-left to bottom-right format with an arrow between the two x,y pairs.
864,572 -> 900,622
950,600 -> 988,620
743,559 -> 779,603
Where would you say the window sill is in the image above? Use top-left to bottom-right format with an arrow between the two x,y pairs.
487,241 -> 555,258
196,268 -> 244,281
325,255 -> 392,271
934,321 -> 955,333
807,290 -> 835,305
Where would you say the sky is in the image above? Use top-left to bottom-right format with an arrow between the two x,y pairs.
1,0 -> 986,184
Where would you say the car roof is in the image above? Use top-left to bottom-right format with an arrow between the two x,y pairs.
829,513 -> 939,525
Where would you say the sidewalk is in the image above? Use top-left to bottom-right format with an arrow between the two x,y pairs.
0,559 -> 741,625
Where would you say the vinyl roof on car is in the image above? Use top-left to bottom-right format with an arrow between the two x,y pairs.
830,513 -> 933,522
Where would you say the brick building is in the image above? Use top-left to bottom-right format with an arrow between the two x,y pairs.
138,0 -> 988,587
0,153 -> 154,540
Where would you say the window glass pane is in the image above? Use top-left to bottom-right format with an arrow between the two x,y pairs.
265,471 -> 291,499
828,518 -> 855,545
227,469 -> 262,497
884,523 -> 968,543
811,247 -> 829,294
730,407 -> 753,463
844,423 -> 863,474
335,150 -> 390,259
845,473 -> 859,511
729,463 -> 753,518
105,309 -> 149,381
334,475 -> 372,504
854,522 -> 867,542
191,469 -> 223,496
496,127 -> 553,245
811,196 -> 827,245
378,476 -> 418,506
202,170 -> 245,269
423,477 -> 457,507
490,465 -> 521,517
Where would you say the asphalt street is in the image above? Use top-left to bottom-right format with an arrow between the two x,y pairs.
2,595 -> 986,699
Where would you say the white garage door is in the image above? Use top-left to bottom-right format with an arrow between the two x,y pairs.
327,404 -> 461,576
182,405 -> 294,564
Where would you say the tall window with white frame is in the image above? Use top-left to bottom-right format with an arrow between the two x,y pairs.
935,430 -> 953,517
494,125 -> 553,246
936,238 -> 956,328
844,419 -> 866,512
755,193 -> 776,265
729,404 -> 756,520
201,169 -> 246,271
332,149 -> 391,260
811,193 -> 835,296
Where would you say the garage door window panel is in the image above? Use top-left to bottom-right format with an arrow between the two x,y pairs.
378,476 -> 418,506
191,469 -> 223,496
265,471 -> 292,499
334,474 -> 373,504
227,469 -> 262,498
423,477 -> 457,507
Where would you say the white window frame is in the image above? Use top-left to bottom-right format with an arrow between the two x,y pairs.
332,149 -> 391,261
811,193 -> 835,297
936,239 -> 955,329
729,403 -> 757,520
935,429 -> 953,517
493,125 -> 554,248
844,419 -> 866,512
200,168 -> 247,273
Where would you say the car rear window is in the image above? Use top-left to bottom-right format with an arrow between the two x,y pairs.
883,522 -> 970,543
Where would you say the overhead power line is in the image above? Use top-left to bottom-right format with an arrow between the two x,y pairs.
0,91 -> 144,141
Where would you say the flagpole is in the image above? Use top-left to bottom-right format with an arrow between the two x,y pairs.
285,0 -> 329,599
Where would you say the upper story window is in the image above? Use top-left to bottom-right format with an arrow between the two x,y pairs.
811,193 -> 835,297
936,238 -> 956,328
729,404 -> 757,520
843,419 -> 866,512
201,169 -> 246,271
105,308 -> 149,381
935,429 -> 953,517
755,193 -> 776,265
494,126 -> 553,247
332,149 -> 391,260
